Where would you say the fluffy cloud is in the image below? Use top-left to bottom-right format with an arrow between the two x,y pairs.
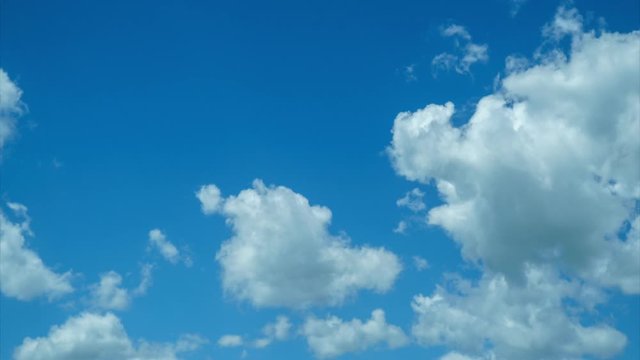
13,312 -> 207,360
0,69 -> 24,151
302,309 -> 409,358
88,264 -> 153,311
412,266 -> 626,360
203,179 -> 402,308
0,203 -> 73,301
196,184 -> 223,215
432,25 -> 489,75
389,9 -> 640,293
148,229 -> 190,266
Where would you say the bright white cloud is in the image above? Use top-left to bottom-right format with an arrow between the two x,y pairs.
390,16 -> 640,293
0,204 -> 73,301
433,25 -> 488,75
0,69 -> 24,151
88,264 -> 153,311
207,179 -> 402,308
13,312 -> 207,360
412,266 -> 626,360
196,184 -> 223,214
302,309 -> 409,358
396,188 -> 426,212
218,335 -> 243,348
148,229 -> 190,266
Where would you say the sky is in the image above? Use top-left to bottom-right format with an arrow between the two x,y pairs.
0,0 -> 639,359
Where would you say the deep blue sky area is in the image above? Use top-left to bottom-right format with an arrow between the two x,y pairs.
1,1 -> 639,359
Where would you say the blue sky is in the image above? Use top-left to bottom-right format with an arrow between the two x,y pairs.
1,0 -> 639,359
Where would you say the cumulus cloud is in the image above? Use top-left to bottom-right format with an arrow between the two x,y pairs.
88,264 -> 153,311
412,266 -> 626,360
148,229 -> 190,266
204,179 -> 402,308
13,312 -> 207,360
196,184 -> 223,214
0,203 -> 73,301
0,69 -> 24,152
389,14 -> 640,292
301,309 -> 409,358
432,25 -> 489,75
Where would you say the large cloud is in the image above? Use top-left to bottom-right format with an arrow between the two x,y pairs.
301,309 -> 408,358
411,266 -> 626,359
388,8 -> 640,293
0,69 -> 24,152
13,312 -> 207,360
198,179 -> 402,308
0,203 -> 73,301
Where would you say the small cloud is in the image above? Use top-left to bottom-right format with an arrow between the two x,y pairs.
394,221 -> 408,234
441,24 -> 471,41
404,64 -> 418,82
397,188 -> 426,212
218,335 -> 243,347
413,256 -> 429,271
432,24 -> 489,76
196,184 -> 223,215
148,229 -> 190,266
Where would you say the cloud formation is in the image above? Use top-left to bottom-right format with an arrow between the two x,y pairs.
0,203 -> 73,301
199,179 -> 402,308
13,312 -> 207,360
301,309 -> 408,358
389,11 -> 640,292
411,266 -> 626,359
0,69 -> 24,152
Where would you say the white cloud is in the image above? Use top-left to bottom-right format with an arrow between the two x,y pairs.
13,312 -> 207,360
389,19 -> 640,293
433,25 -> 488,75
393,220 -> 408,234
148,229 -> 190,266
89,271 -> 130,310
88,264 -> 153,311
196,184 -> 223,214
253,315 -> 292,348
207,179 -> 402,308
219,315 -> 292,350
396,188 -> 426,212
0,203 -> 73,301
0,69 -> 24,152
265,315 -> 291,341
442,24 -> 471,41
218,335 -> 243,348
302,309 -> 409,359
412,266 -> 626,360
413,256 -> 429,271
542,6 -> 583,41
